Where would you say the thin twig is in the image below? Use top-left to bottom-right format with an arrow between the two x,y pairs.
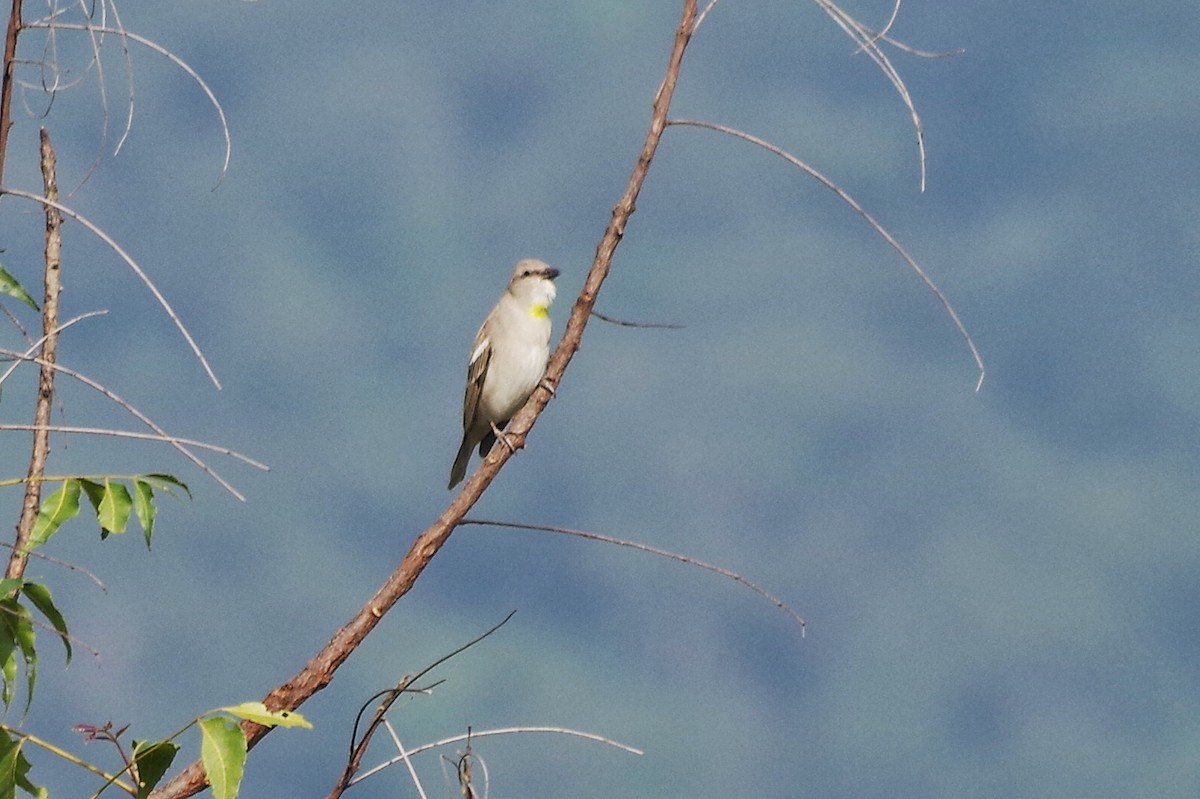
462,518 -> 806,633
693,0 -> 719,32
0,187 -> 222,388
666,118 -> 985,390
353,726 -> 644,786
877,34 -> 965,59
0,349 -> 246,499
854,0 -> 902,52
103,0 -> 138,159
441,729 -> 484,799
811,0 -> 928,191
380,724 -> 429,799
0,539 -> 107,590
22,19 -> 232,186
22,0 -> 115,193
0,309 -> 108,387
0,597 -> 100,658
0,723 -> 135,794
0,424 -> 269,470
590,309 -> 684,329
0,301 -> 33,340
330,613 -> 515,799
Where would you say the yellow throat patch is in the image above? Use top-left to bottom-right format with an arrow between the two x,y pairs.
529,303 -> 550,319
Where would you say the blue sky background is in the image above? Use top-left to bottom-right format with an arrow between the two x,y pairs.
2,1 -> 1199,797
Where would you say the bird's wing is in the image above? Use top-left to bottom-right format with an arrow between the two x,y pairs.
462,330 -> 491,430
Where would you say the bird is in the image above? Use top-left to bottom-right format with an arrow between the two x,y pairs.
448,258 -> 560,489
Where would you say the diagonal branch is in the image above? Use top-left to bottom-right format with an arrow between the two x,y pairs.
147,2 -> 699,796
0,348 -> 248,498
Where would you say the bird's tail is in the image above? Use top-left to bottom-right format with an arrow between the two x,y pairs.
448,436 -> 475,489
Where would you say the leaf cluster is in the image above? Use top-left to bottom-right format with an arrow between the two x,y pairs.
2,703 -> 309,799
26,474 -> 189,550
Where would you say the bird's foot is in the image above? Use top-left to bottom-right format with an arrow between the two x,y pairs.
491,421 -> 519,454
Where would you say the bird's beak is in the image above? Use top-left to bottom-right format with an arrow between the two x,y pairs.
544,267 -> 560,280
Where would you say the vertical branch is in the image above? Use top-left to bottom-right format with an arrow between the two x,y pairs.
0,0 -> 23,186
6,128 -> 62,580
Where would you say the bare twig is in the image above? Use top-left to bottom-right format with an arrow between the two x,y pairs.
590,309 -> 683,329
0,539 -> 107,590
462,519 -> 806,633
18,2 -> 114,192
354,726 -> 644,786
876,34 -> 965,59
378,725 -> 429,799
99,1 -> 138,159
8,129 -> 62,581
0,187 -> 222,388
0,309 -> 108,387
0,349 -> 247,499
441,728 -> 483,799
666,118 -> 985,390
149,4 -> 700,796
0,597 -> 100,657
693,0 -> 719,32
330,612 -> 514,799
0,301 -> 33,340
22,20 -> 232,186
855,0 -> 902,52
0,425 -> 268,470
0,311 -> 262,486
812,0 -> 929,190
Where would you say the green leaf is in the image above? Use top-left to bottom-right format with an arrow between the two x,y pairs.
79,479 -> 104,511
220,701 -> 313,730
97,480 -> 133,535
81,479 -> 132,537
0,265 -> 39,313
132,739 -> 180,799
199,716 -> 246,799
79,480 -> 110,540
0,580 -> 23,600
27,479 -> 82,551
141,473 -> 191,500
133,480 -> 157,548
1,729 -> 47,799
0,600 -> 36,714
0,612 -> 15,712
20,582 -> 70,663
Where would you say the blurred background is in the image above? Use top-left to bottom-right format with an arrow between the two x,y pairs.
2,1 -> 1198,797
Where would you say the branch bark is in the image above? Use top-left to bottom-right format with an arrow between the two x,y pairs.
0,0 -> 22,187
6,128 -> 62,581
149,1 -> 697,795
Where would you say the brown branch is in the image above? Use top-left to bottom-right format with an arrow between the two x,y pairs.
463,519 -> 806,632
6,128 -> 61,581
148,2 -> 698,796
329,612 -> 514,799
0,0 -> 22,186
